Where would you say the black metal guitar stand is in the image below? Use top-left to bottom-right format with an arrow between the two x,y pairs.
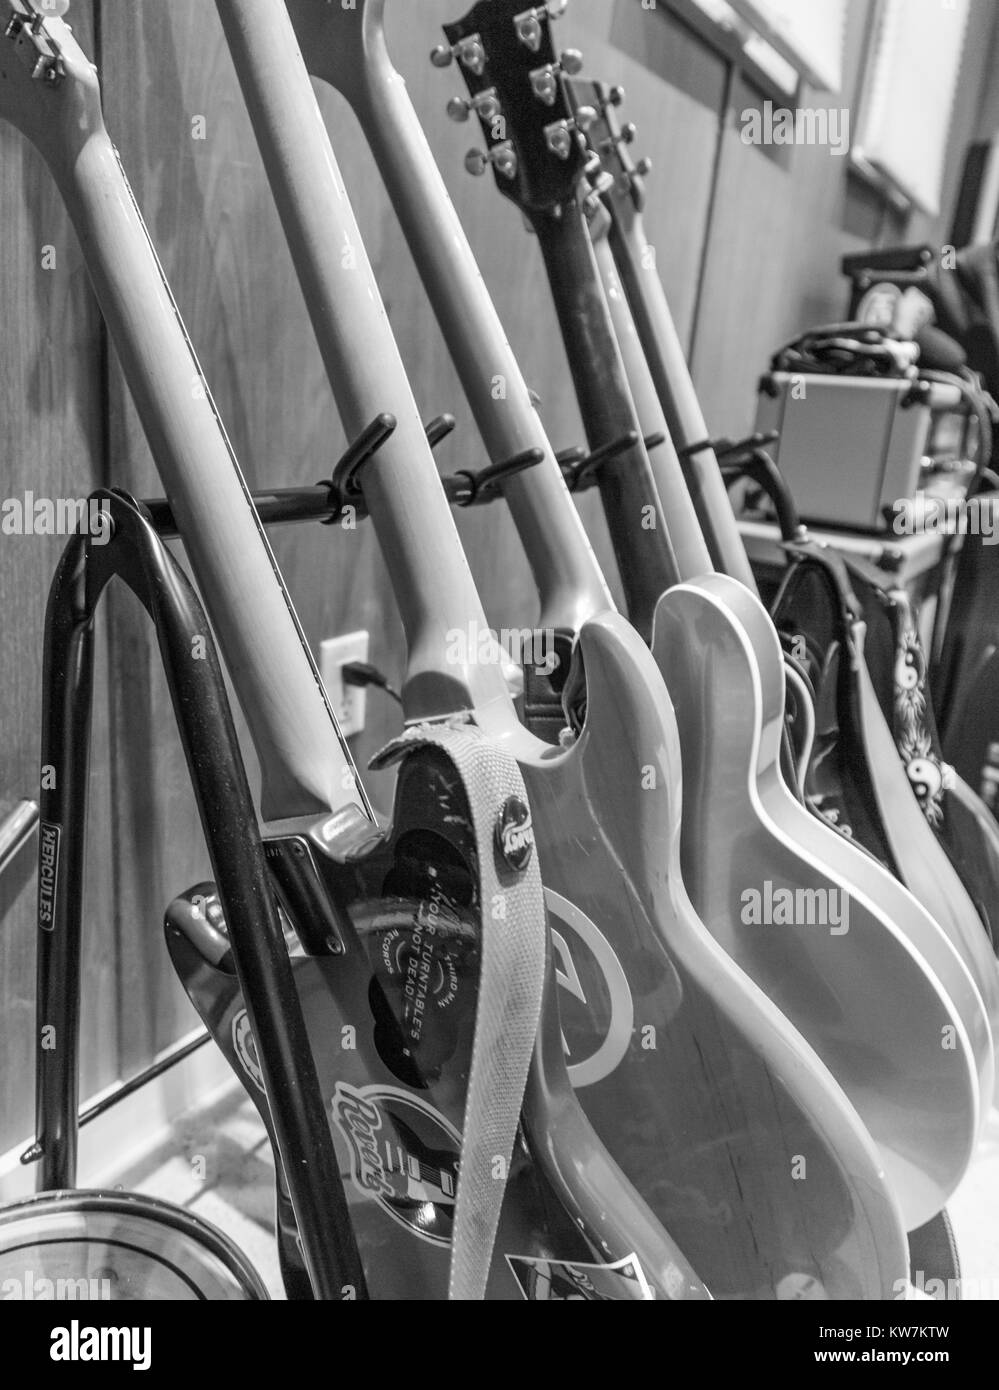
26,487 -> 366,1300
557,429 -> 666,493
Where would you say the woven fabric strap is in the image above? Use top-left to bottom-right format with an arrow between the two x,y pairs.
370,719 -> 545,1301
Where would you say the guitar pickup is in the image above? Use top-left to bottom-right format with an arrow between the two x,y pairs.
5,3 -> 65,84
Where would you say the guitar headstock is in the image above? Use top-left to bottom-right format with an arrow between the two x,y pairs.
434,1 -> 594,216
566,77 -> 652,217
0,2 -> 102,163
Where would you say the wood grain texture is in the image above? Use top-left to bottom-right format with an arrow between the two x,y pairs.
0,3 -> 116,1155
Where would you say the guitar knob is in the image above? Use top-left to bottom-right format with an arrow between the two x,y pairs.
431,34 -> 485,75
515,13 -> 543,51
575,104 -> 597,133
493,144 -> 518,180
544,120 -> 574,161
449,87 -> 502,124
465,148 -> 489,176
464,142 -> 518,180
530,54 -> 584,105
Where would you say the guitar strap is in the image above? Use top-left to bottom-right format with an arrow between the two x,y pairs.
370,719 -> 546,1301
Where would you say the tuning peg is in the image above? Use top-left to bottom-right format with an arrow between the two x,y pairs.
430,33 -> 485,75
544,109 -> 594,160
529,49 -> 583,105
447,87 -> 501,124
600,121 -> 637,154
464,142 -> 518,180
514,2 -> 568,53
634,156 -> 652,177
604,85 -> 625,108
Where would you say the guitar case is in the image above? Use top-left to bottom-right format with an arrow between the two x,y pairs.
165,729 -> 705,1301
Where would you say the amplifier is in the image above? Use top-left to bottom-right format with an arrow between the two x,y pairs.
754,371 -> 965,531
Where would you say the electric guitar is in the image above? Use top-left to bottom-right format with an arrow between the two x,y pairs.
0,0 -> 710,1300
433,0 -> 990,1228
579,77 -> 999,1045
245,0 -> 922,1300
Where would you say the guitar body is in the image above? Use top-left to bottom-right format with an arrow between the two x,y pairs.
857,570 -> 999,955
500,611 -> 908,1298
771,547 -> 999,1039
530,87 -> 992,1223
588,86 -> 999,1016
167,741 -> 707,1301
652,573 -> 988,1231
935,516 -> 999,825
248,0 -> 911,1295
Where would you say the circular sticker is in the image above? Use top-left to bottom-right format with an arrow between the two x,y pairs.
495,796 -> 535,871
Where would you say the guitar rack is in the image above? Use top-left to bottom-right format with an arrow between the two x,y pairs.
24,485 -> 367,1300
23,404 -> 679,1295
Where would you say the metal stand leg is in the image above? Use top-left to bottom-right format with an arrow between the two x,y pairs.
29,489 -> 366,1299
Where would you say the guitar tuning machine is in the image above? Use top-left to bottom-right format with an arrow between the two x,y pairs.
446,87 -> 502,124
430,32 -> 485,75
544,106 -> 595,161
600,85 -> 626,109
600,121 -> 637,152
529,49 -> 583,106
464,141 -> 518,180
582,169 -> 615,220
5,4 -> 65,82
513,1 -> 568,53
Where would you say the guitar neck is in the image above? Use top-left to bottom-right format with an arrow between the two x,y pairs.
607,203 -> 758,593
308,18 -> 615,635
15,42 -> 363,823
532,201 -> 679,639
218,0 -> 511,725
590,230 -> 713,584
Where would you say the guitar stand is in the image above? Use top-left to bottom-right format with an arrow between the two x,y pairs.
695,431 -> 807,547
557,429 -> 665,492
24,486 -> 367,1300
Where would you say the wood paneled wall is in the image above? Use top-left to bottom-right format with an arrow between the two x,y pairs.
1,0 -> 997,1155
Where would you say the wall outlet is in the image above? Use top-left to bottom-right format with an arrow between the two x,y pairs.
319,630 -> 370,738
